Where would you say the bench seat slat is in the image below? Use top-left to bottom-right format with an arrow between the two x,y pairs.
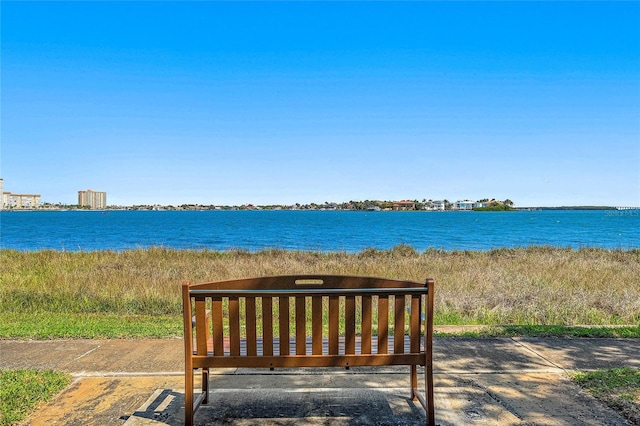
203,336 -> 424,357
192,353 -> 424,369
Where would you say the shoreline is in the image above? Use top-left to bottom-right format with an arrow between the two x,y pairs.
2,206 -> 636,212
1,245 -> 640,254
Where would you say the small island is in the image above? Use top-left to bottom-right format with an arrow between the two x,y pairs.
472,199 -> 515,211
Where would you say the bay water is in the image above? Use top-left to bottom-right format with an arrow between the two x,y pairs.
0,209 -> 638,252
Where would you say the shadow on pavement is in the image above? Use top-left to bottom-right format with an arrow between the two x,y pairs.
125,387 -> 428,425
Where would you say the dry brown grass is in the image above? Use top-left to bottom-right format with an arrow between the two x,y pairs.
1,246 -> 639,325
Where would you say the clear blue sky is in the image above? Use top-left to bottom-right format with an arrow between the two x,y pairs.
2,1 -> 639,207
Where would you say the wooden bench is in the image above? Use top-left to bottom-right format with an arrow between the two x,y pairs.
182,275 -> 435,425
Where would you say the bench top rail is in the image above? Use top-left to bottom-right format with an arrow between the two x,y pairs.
186,275 -> 430,292
189,287 -> 429,297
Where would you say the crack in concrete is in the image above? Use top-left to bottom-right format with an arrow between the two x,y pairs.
73,345 -> 101,361
509,337 -> 567,372
454,375 -> 525,421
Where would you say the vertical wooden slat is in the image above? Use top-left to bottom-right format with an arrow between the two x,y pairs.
378,295 -> 389,354
361,295 -> 372,354
229,297 -> 240,356
262,297 -> 273,356
195,297 -> 208,355
295,296 -> 306,355
410,295 -> 420,353
312,296 -> 323,355
345,296 -> 356,354
394,295 -> 405,354
328,295 -> 339,355
212,297 -> 224,356
279,296 -> 290,355
246,297 -> 257,356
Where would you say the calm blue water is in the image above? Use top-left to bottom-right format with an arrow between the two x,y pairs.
0,210 -> 638,252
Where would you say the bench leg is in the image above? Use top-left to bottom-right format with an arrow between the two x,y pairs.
185,368 -> 194,426
411,365 -> 418,401
202,368 -> 210,405
425,363 -> 435,425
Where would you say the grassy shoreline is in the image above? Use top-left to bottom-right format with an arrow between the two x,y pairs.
1,246 -> 638,338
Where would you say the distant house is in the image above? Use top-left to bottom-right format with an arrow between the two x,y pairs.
453,200 -> 474,211
392,200 -> 416,211
432,200 -> 446,211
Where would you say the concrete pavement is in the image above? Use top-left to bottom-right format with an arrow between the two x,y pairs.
1,337 -> 638,425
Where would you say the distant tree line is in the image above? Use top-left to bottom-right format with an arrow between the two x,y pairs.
35,198 -> 520,211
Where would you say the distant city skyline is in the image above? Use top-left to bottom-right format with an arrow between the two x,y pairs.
2,2 -> 639,207
3,174 -> 638,210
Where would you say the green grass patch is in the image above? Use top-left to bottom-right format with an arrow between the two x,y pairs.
2,312 -> 638,340
0,312 -> 183,339
571,368 -> 640,424
0,369 -> 71,426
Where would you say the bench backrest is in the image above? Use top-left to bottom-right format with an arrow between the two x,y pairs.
183,275 -> 434,368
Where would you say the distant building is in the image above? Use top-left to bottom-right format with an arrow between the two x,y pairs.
432,200 -> 446,211
1,178 -> 41,209
78,189 -> 107,209
392,200 -> 416,211
4,193 -> 41,209
453,200 -> 475,211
